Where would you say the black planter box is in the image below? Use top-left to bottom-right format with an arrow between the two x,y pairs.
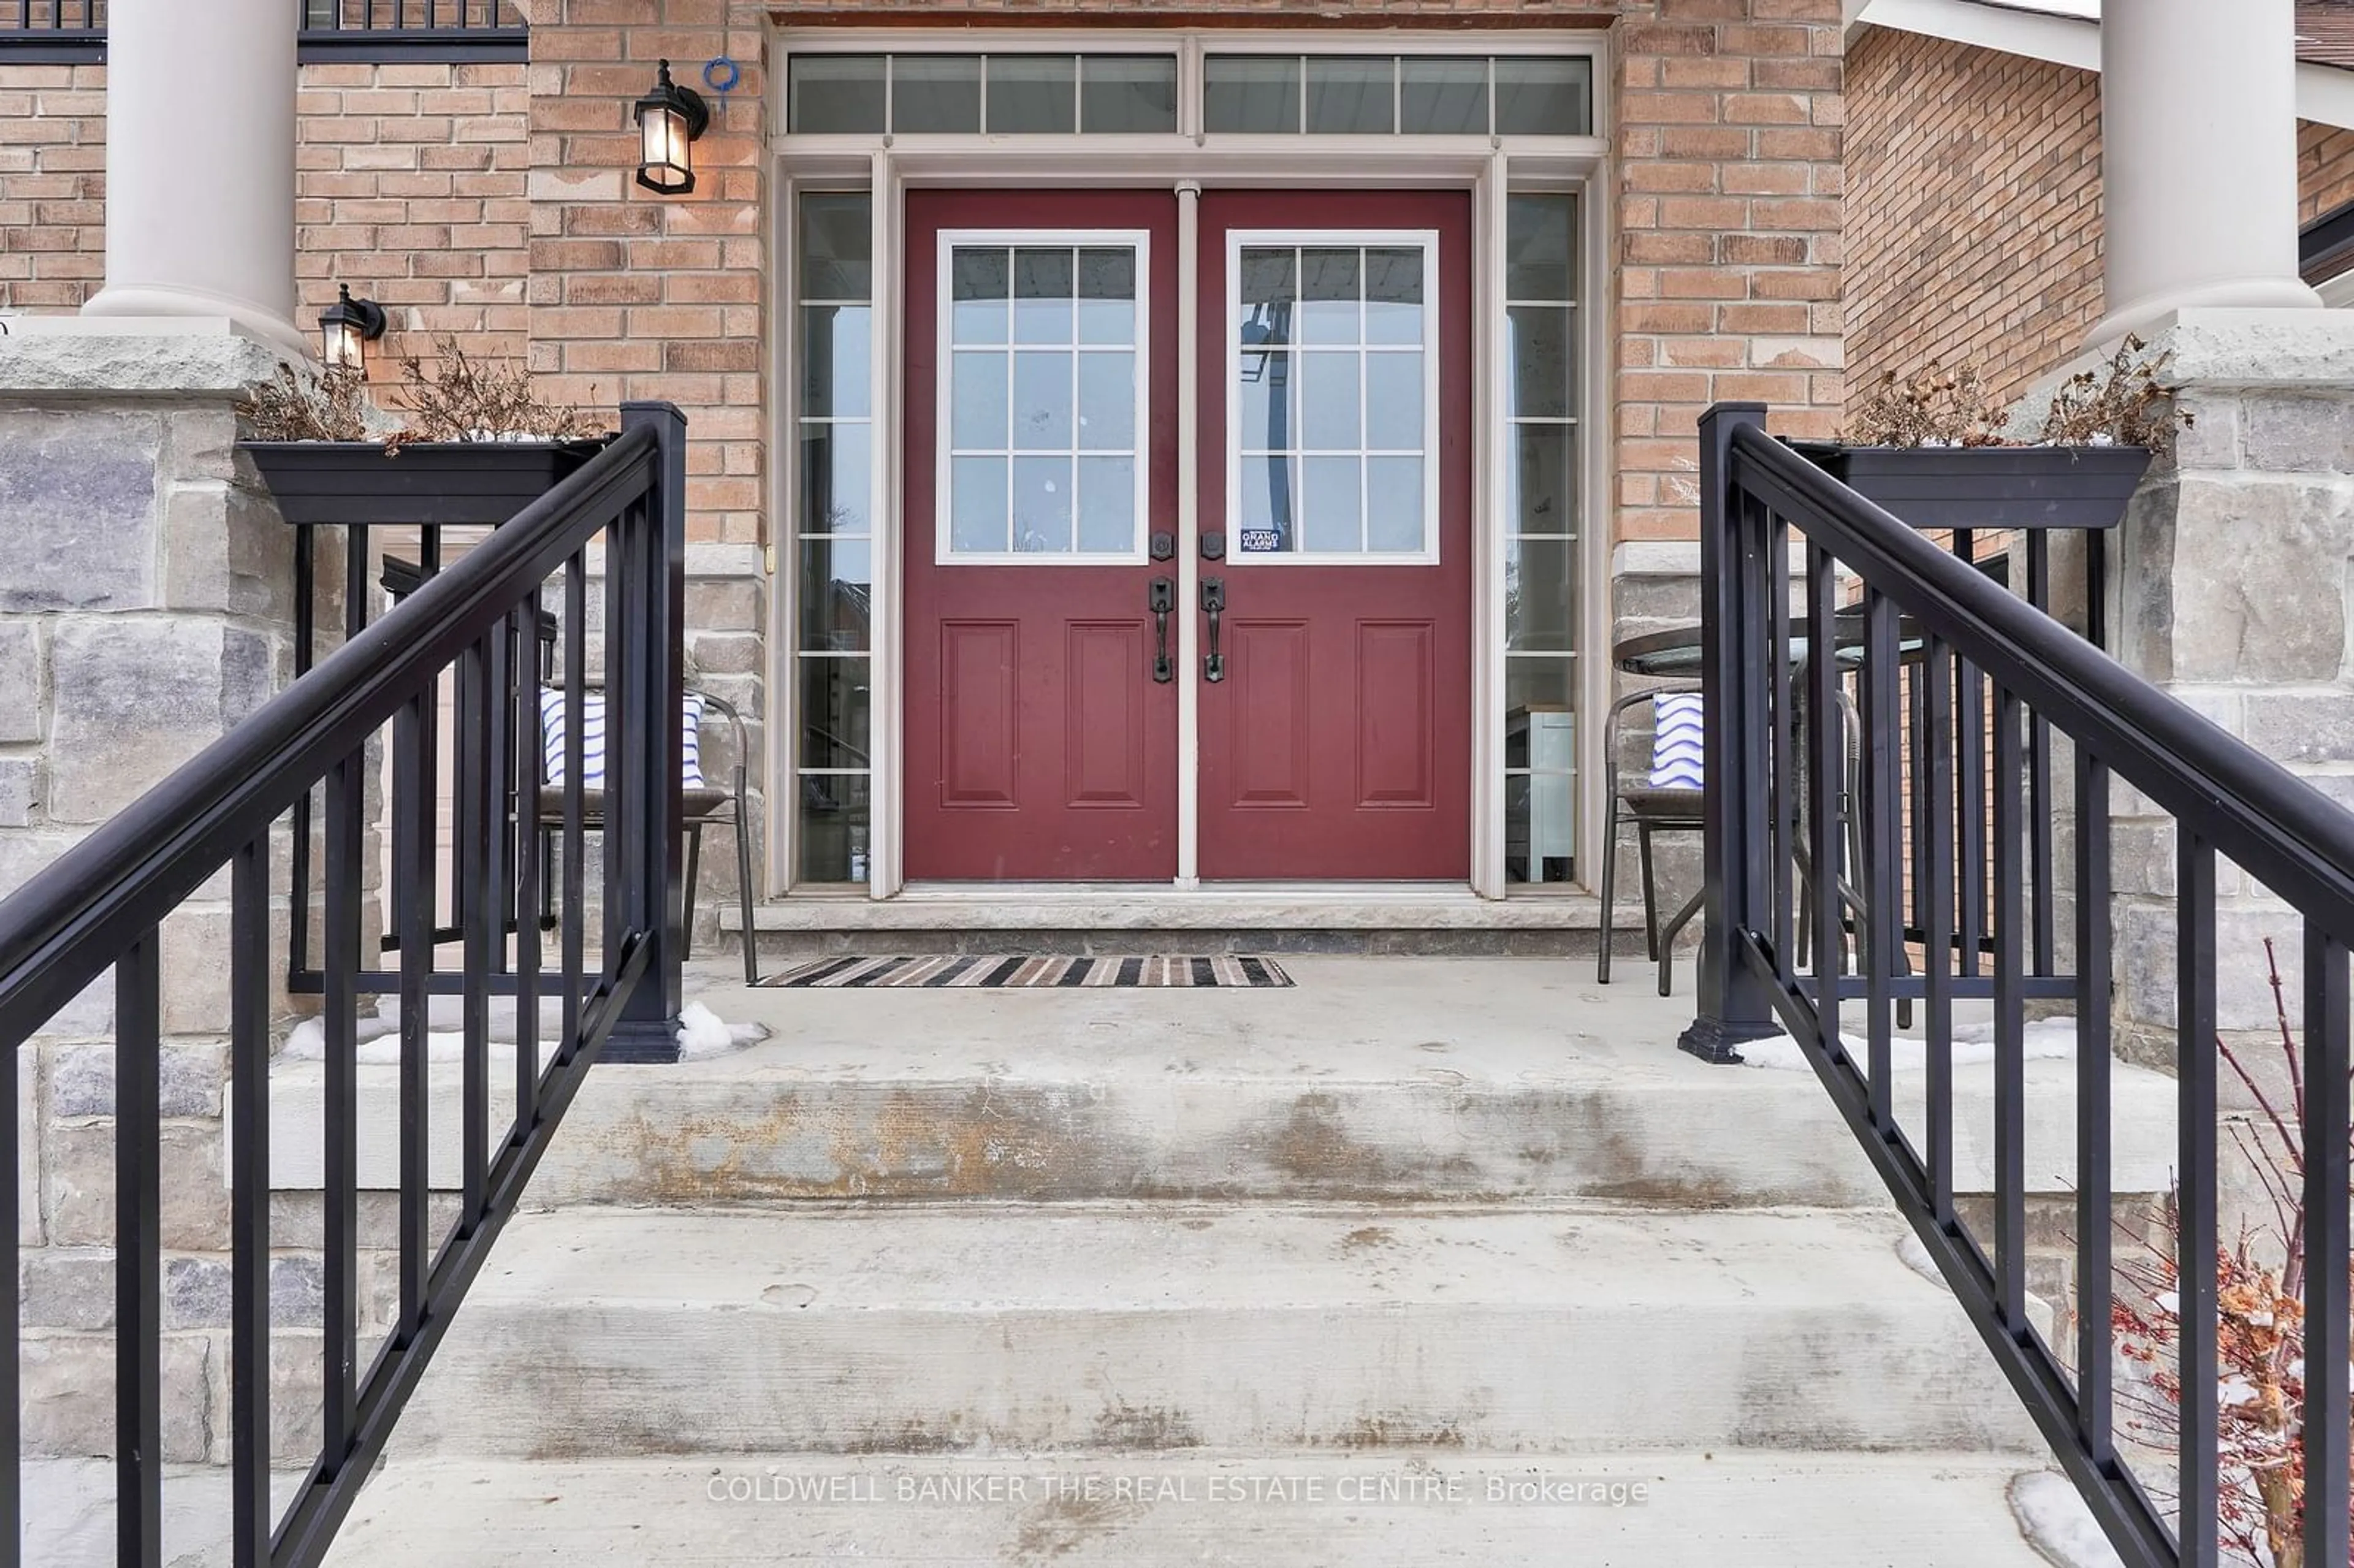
1787,441 -> 2151,530
240,439 -> 609,528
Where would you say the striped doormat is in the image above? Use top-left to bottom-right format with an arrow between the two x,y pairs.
756,954 -> 1295,989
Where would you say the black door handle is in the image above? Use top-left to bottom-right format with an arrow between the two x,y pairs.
1148,576 -> 1175,683
1200,577 -> 1225,683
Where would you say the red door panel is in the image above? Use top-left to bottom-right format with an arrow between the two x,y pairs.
1196,191 -> 1474,881
1357,621 -> 1436,808
903,190 -> 1179,881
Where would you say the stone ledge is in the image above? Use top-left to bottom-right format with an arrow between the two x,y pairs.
0,318 -> 292,398
2152,306 -> 2354,388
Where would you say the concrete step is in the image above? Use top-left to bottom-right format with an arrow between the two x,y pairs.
725,886 -> 1617,958
269,958 -> 2181,1209
392,1202 -> 2042,1460
322,1452 -> 2086,1567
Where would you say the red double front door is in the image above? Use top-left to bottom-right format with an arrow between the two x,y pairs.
904,188 -> 1472,882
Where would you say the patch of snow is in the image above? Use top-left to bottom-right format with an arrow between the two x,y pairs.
677,1000 -> 768,1060
2009,1471 -> 2126,1568
281,993 -> 765,1062
1896,1231 -> 1949,1289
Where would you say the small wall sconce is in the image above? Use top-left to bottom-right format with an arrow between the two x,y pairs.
635,59 -> 711,196
318,284 -> 386,372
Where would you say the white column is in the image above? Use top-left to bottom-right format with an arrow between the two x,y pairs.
2094,0 -> 2320,346
80,0 -> 306,356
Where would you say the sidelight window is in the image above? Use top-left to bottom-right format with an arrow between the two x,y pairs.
1503,192 -> 1582,886
793,192 -> 877,885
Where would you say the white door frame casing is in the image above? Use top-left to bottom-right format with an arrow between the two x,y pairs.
766,60 -> 1609,901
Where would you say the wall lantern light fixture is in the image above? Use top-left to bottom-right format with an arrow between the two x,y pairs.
635,59 -> 712,196
319,283 -> 386,372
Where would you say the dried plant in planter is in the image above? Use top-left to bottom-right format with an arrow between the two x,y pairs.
1848,360 -> 2013,449
235,363 -> 376,443
2040,333 -> 2195,454
1845,338 -> 2192,453
387,335 -> 604,448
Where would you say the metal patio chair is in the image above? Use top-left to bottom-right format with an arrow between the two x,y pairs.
1598,682 -> 1870,997
536,685 -> 760,986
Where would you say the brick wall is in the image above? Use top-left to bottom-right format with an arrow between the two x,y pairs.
0,63 -> 104,310
2301,120 -> 2354,222
1,61 -> 530,372
298,62 -> 532,371
1843,28 -> 2104,416
1846,25 -> 2354,420
524,0 -> 769,551
1613,0 -> 1847,543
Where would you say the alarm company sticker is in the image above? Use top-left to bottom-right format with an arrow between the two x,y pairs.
1239,529 -> 1281,554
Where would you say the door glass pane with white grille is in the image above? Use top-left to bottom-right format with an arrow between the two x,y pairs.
939,234 -> 1149,562
1228,234 -> 1437,562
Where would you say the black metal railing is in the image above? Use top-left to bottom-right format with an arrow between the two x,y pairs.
0,1 -> 102,62
0,1 -> 525,63
1684,401 -> 2354,1568
0,402 -> 685,1567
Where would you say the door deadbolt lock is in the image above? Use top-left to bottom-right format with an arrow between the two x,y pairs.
1149,531 -> 1176,561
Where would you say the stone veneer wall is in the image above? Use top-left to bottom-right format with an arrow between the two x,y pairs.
1845,25 -> 2354,417
2106,312 -> 2354,1075
0,328 -> 375,1462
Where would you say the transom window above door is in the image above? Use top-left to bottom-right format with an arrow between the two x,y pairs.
1229,235 -> 1438,562
938,234 -> 1151,563
780,46 -> 1599,142
1203,55 -> 1591,137
788,54 -> 1179,135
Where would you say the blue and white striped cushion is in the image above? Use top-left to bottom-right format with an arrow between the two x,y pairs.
1649,693 -> 1705,789
539,691 -> 707,790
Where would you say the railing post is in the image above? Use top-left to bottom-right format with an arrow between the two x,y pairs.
603,401 -> 688,1065
1678,402 -> 1786,1064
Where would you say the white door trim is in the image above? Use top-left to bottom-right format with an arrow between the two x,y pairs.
1175,180 -> 1203,887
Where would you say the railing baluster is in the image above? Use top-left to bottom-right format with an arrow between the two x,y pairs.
289,529 -> 316,984
486,593 -> 512,982
322,748 -> 362,1471
1921,636 -> 1956,1222
515,596 -> 543,1134
230,837 -> 272,1568
562,550 -> 586,1053
2074,748 -> 2114,1466
394,688 -> 432,1330
1954,530 -> 1985,983
1863,588 -> 1900,1133
116,929 -> 162,1568
1992,687 -> 2027,1333
1769,503 -> 1794,966
2304,924 -> 2351,1568
2025,533 -> 2056,974
1805,541 -> 1841,1037
2176,833 -> 2219,1568
2085,528 -> 2108,651
459,635 -> 492,1228
604,515 -> 633,968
